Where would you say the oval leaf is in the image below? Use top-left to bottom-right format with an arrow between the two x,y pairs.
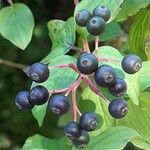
0,3 -> 34,50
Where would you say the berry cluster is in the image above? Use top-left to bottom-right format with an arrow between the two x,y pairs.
15,5 -> 143,149
75,5 -> 111,35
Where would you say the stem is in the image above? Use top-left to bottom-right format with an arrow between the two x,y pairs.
98,58 -> 120,64
69,45 -> 83,53
0,58 -> 27,69
7,0 -> 13,6
73,0 -> 79,6
95,36 -> 99,50
83,39 -> 90,52
50,88 -> 69,94
49,63 -> 80,73
72,90 -> 78,121
84,76 -> 109,103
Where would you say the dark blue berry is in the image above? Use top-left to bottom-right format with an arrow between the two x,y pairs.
77,52 -> 98,75
93,5 -> 111,22
75,9 -> 92,27
121,54 -> 142,74
94,65 -> 116,87
64,121 -> 82,140
108,78 -> 127,97
29,85 -> 49,105
24,62 -> 49,83
79,112 -> 98,131
72,131 -> 90,149
15,91 -> 34,110
86,16 -> 105,36
108,98 -> 128,119
48,94 -> 70,115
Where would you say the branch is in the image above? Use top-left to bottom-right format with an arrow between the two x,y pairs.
0,58 -> 27,69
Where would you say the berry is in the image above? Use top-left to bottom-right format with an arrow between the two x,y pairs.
48,94 -> 70,115
108,78 -> 127,97
64,121 -> 82,140
93,5 -> 111,22
121,54 -> 142,74
15,91 -> 34,110
72,131 -> 90,149
77,52 -> 98,75
29,85 -> 49,105
26,62 -> 49,83
94,65 -> 116,87
86,16 -> 105,36
108,98 -> 128,119
75,9 -> 92,27
79,112 -> 98,131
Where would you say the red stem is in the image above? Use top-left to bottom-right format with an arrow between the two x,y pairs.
98,58 -> 120,64
72,90 -> 77,121
95,36 -> 99,50
73,0 -> 79,6
84,76 -> 109,103
50,88 -> 68,94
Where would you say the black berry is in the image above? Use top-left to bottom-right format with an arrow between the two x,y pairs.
75,9 -> 92,27
86,16 -> 105,36
64,121 -> 82,140
26,62 -> 49,83
108,98 -> 128,119
15,91 -> 34,110
121,54 -> 142,74
79,112 -> 98,131
93,5 -> 111,22
29,85 -> 49,105
94,65 -> 116,87
108,78 -> 127,97
72,131 -> 90,149
77,52 -> 98,75
48,94 -> 70,115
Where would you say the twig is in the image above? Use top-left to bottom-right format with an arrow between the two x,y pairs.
73,0 -> 79,6
84,76 -> 109,103
95,36 -> 99,50
98,58 -> 120,64
69,45 -> 83,53
0,58 -> 27,69
7,0 -> 13,6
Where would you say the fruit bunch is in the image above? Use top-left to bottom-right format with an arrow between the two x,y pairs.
75,5 -> 111,35
15,5 -> 143,149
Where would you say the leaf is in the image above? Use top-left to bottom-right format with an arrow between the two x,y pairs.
117,92 -> 150,142
138,61 -> 150,91
88,21 -> 124,42
116,0 -> 150,21
128,8 -> 150,60
0,3 -> 34,50
74,0 -> 124,23
32,102 -> 48,127
22,134 -> 72,150
31,55 -> 78,126
43,18 -> 76,62
79,87 -> 115,136
89,126 -> 150,150
95,46 -> 140,105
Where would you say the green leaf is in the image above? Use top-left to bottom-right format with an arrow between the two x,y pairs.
128,8 -> 150,60
22,134 -> 72,150
117,92 -> 150,142
31,55 -> 78,126
43,18 -> 76,62
89,126 -> 150,150
32,102 -> 48,127
116,0 -> 150,21
88,21 -> 124,42
95,46 -> 140,105
74,0 -> 124,23
79,87 -> 115,136
138,61 -> 150,91
0,3 -> 34,50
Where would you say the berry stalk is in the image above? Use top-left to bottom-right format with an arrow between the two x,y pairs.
95,36 -> 99,50
73,0 -> 79,6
